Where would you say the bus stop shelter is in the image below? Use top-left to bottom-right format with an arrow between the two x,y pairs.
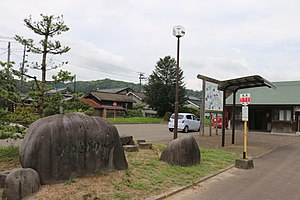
197,74 -> 276,147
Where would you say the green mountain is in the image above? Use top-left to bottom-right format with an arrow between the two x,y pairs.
48,78 -> 141,94
18,78 -> 201,97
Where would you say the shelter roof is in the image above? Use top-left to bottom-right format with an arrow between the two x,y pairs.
218,75 -> 276,92
226,80 -> 300,105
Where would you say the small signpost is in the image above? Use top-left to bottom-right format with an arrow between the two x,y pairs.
240,93 -> 250,159
113,102 -> 117,120
235,93 -> 254,169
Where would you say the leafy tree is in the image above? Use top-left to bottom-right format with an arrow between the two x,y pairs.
52,70 -> 74,83
0,61 -> 34,140
43,93 -> 93,117
144,56 -> 187,117
0,61 -> 21,110
15,14 -> 70,117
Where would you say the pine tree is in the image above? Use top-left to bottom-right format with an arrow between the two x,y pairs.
144,56 -> 187,117
15,14 -> 70,117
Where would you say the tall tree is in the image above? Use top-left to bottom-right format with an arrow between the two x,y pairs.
15,14 -> 70,117
144,56 -> 187,117
0,61 -> 20,110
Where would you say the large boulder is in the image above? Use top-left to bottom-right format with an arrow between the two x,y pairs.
2,168 -> 40,200
19,112 -> 128,184
160,135 -> 201,166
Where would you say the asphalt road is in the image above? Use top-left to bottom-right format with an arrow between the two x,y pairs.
166,142 -> 300,200
115,123 -> 199,144
0,123 -> 194,147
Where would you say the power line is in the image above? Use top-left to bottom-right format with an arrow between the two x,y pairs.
52,57 -> 138,79
67,52 -> 137,73
0,51 -> 7,56
138,72 -> 147,92
0,35 -> 14,40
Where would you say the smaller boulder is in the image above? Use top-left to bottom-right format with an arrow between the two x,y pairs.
123,145 -> 139,152
160,135 -> 201,166
139,142 -> 153,149
137,139 -> 146,144
120,136 -> 135,145
0,171 -> 10,188
2,168 -> 41,200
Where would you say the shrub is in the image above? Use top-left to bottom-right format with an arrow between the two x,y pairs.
126,110 -> 143,118
163,112 -> 172,121
180,106 -> 200,117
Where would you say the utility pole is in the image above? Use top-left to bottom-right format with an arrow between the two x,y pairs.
20,44 -> 27,92
138,72 -> 145,92
6,42 -> 11,77
73,74 -> 76,93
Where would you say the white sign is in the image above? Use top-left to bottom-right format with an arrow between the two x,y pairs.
240,93 -> 251,105
242,106 -> 249,121
205,82 -> 223,111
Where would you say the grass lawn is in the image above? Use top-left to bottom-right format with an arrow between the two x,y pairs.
0,144 -> 239,199
107,117 -> 212,126
107,117 -> 163,124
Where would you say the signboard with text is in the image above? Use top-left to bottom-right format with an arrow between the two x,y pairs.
205,82 -> 223,111
240,93 -> 251,105
242,106 -> 249,121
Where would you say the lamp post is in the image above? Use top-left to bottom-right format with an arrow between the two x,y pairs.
172,25 -> 185,139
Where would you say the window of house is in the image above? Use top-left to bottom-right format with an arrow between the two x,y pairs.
273,110 -> 291,121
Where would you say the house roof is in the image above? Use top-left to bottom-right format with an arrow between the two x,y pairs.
96,87 -> 133,94
187,96 -> 201,107
45,87 -> 73,95
127,92 -> 146,101
226,81 -> 300,105
89,91 -> 135,103
79,98 -> 102,109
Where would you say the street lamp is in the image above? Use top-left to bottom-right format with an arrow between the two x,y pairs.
173,25 -> 185,139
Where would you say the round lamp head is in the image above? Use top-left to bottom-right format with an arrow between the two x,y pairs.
173,25 -> 185,37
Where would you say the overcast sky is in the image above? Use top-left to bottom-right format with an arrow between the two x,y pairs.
1,0 -> 300,90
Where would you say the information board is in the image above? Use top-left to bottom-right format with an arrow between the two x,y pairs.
205,82 -> 223,111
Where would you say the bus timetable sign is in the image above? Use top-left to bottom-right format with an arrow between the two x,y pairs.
240,93 -> 251,105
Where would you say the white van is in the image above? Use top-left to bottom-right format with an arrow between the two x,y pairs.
168,113 -> 200,133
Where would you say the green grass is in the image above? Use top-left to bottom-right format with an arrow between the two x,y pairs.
107,117 -> 163,124
0,146 -> 19,158
0,146 -> 20,171
113,145 -> 239,198
204,117 -> 211,126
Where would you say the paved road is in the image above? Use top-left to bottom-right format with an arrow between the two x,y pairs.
116,123 -> 200,144
0,123 -> 193,147
166,142 -> 300,200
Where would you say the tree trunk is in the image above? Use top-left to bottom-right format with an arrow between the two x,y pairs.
39,29 -> 49,118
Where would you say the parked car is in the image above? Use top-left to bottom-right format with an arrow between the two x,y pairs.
168,113 -> 200,133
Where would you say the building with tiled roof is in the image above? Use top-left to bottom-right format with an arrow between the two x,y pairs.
80,91 -> 134,118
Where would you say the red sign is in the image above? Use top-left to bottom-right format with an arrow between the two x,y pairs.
240,94 -> 251,105
113,102 -> 117,107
